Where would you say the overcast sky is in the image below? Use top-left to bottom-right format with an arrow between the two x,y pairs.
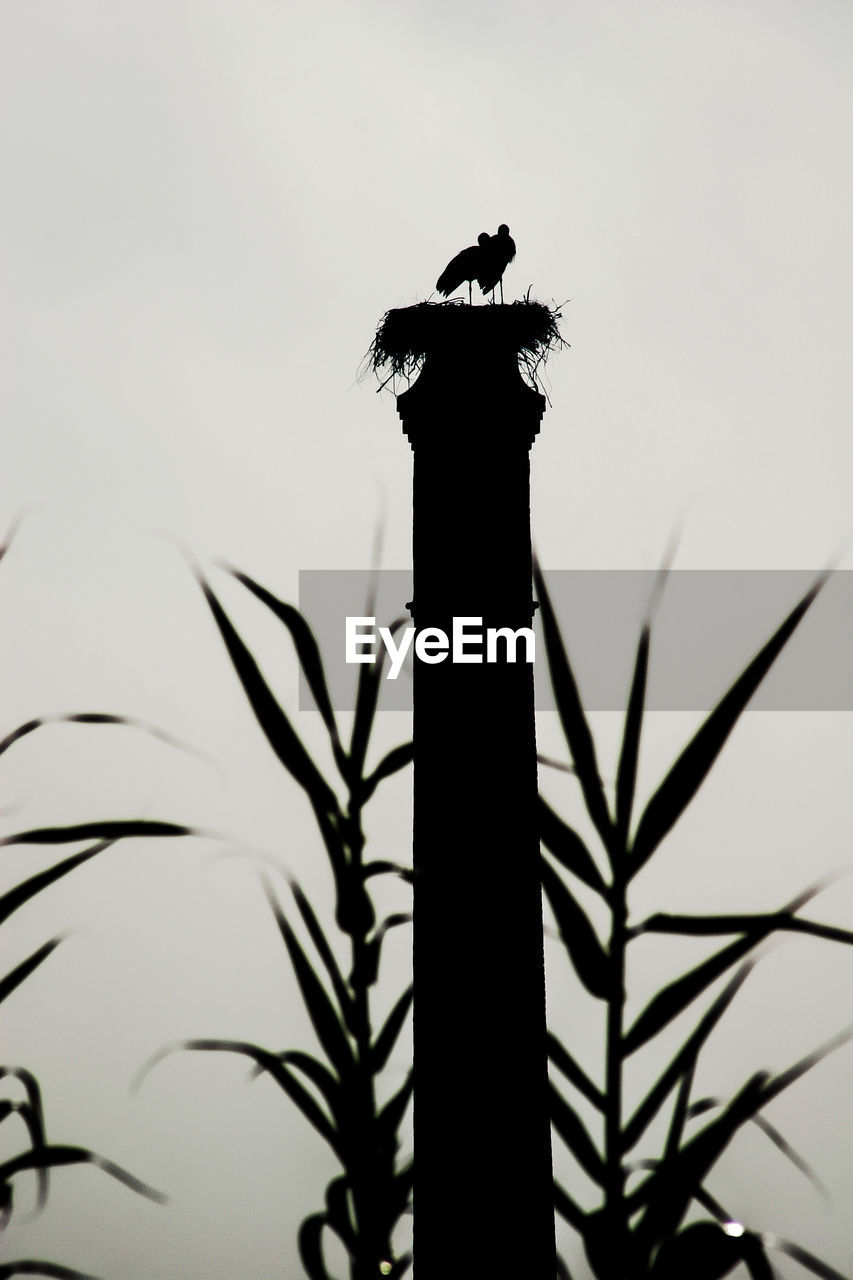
1,2 -> 852,1277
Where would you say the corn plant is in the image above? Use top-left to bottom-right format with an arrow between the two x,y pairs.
137,564 -> 415,1280
0,519 -> 176,1278
535,562 -> 853,1280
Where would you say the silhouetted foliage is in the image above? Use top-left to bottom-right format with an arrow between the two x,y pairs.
136,563 -> 415,1280
0,520 -> 168,1279
536,560 -> 853,1280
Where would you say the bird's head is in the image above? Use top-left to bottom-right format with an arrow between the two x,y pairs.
478,232 -> 490,246
498,223 -> 510,236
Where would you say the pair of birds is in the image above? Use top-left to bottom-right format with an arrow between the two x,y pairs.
436,224 -> 516,305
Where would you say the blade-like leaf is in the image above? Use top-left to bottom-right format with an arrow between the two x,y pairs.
0,821 -> 193,847
278,1051 -> 342,1124
283,878 -> 357,1038
361,861 -> 415,884
770,1238 -> 850,1280
623,963 -> 754,1151
262,882 -> 356,1081
624,935 -> 763,1056
371,985 -> 413,1074
537,754 -> 577,776
632,910 -> 853,948
137,1039 -> 341,1156
614,624 -> 650,851
0,1264 -> 102,1279
541,856 -> 609,999
547,1032 -> 604,1111
686,1095 -> 829,1201
539,797 -> 609,898
0,1144 -> 166,1204
628,1071 -> 769,1252
550,1082 -> 605,1185
0,842 -> 115,928
533,562 -> 613,851
377,1071 -> 413,1148
220,564 -> 343,760
349,617 -> 407,784
753,1022 -> 853,1115
553,1179 -> 587,1232
751,1113 -> 829,1201
0,940 -> 63,1008
630,573 -> 828,873
0,712 -> 206,764
198,575 -> 339,815
360,742 -> 414,804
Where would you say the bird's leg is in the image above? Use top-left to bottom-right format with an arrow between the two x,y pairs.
499,279 -> 504,304
468,281 -> 472,305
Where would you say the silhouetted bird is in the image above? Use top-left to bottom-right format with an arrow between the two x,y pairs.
436,232 -> 490,305
478,224 -> 516,303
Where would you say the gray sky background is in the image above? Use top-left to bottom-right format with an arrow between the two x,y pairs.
1,1 -> 852,1277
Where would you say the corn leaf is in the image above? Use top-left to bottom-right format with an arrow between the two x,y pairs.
145,1039 -> 341,1157
0,821 -> 192,847
279,879 -> 357,1038
533,563 -> 613,852
550,1082 -> 605,1185
753,1023 -> 853,1115
630,573 -> 828,874
633,910 -> 853,947
0,940 -> 63,1008
622,963 -> 754,1150
0,842 -> 115,928
277,1051 -> 343,1125
686,1094 -> 829,1200
0,1144 -> 166,1204
614,624 -> 650,850
547,1032 -> 604,1111
377,1071 -> 413,1148
541,856 -> 609,999
198,576 -> 339,816
771,1238 -> 851,1280
628,1071 -> 769,1253
360,742 -> 414,804
0,1263 -> 102,1279
371,985 -> 413,1074
263,888 -> 356,1081
220,565 -> 344,764
631,1027 -> 853,1261
0,713 -> 205,765
539,797 -> 609,898
553,1180 -> 587,1232
623,935 -> 768,1056
349,618 -> 407,784
361,861 -> 414,884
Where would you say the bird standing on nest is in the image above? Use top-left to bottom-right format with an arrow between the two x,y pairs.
436,232 -> 491,305
478,224 -> 516,303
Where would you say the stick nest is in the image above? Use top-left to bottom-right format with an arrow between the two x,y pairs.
364,297 -> 567,394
